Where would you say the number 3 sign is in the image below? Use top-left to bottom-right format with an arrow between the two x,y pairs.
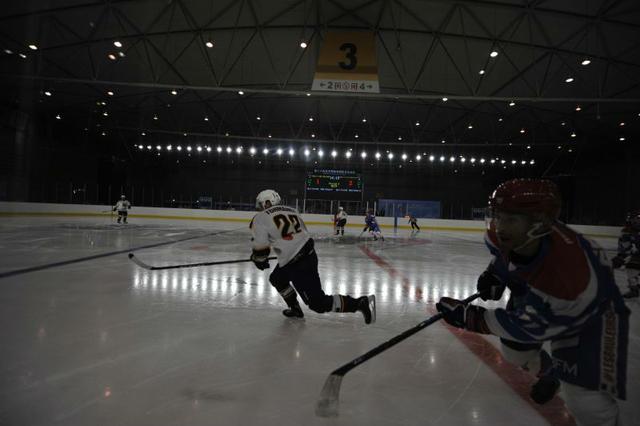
311,31 -> 380,93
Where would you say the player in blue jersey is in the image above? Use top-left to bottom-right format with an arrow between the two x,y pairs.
436,179 -> 629,426
365,209 -> 384,241
612,210 -> 640,298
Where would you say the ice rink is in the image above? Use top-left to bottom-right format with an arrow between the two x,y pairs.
0,216 -> 638,426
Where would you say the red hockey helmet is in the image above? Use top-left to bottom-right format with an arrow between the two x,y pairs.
488,179 -> 561,219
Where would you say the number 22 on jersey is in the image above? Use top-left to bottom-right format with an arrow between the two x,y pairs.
273,214 -> 303,240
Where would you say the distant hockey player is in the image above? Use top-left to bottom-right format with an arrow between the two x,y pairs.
334,206 -> 348,236
249,189 -> 375,323
436,179 -> 629,426
359,210 -> 371,236
113,195 -> 131,224
365,209 -> 384,240
408,214 -> 420,231
612,210 -> 640,298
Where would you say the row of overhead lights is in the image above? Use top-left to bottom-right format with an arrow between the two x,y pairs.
4,36 -> 306,62
51,103 -> 632,142
134,144 -> 536,165
3,43 -> 38,58
203,38 -> 308,49
476,49 -> 593,84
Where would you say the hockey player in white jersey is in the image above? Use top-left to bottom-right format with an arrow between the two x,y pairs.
334,206 -> 348,236
250,190 -> 375,323
113,195 -> 131,224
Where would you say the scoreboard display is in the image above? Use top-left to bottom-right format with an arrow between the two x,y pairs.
305,169 -> 362,200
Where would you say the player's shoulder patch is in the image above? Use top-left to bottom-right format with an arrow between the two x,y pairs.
529,227 -> 590,300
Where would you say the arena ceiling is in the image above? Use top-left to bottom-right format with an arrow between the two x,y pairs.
1,0 -> 639,171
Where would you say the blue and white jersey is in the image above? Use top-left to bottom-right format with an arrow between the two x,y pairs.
482,222 -> 629,399
617,224 -> 640,269
365,214 -> 380,232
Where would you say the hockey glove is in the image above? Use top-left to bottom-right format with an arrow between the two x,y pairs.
250,247 -> 271,270
477,270 -> 506,301
436,297 -> 491,334
250,254 -> 270,270
611,255 -> 626,269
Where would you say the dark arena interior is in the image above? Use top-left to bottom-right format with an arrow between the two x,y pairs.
0,1 -> 639,426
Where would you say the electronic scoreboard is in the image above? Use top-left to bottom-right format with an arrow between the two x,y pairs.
305,169 -> 362,200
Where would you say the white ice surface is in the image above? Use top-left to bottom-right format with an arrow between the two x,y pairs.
0,216 -> 637,426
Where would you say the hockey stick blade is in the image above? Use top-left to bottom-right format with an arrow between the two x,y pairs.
128,253 -> 154,270
314,374 -> 343,418
314,292 -> 483,417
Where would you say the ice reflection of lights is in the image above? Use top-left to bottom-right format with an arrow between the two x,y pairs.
354,282 -> 362,297
367,283 -> 376,297
191,273 -> 198,288
151,274 -> 158,290
182,275 -> 188,291
295,349 -> 301,358
202,270 -> 209,289
380,282 -> 389,302
338,283 -> 346,295
324,280 -> 333,295
161,271 -> 168,290
432,286 -> 441,302
394,284 -> 402,302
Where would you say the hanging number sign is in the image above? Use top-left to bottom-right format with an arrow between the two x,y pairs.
311,31 -> 380,93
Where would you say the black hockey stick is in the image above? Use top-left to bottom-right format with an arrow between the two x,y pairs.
315,291 -> 482,417
128,253 -> 277,270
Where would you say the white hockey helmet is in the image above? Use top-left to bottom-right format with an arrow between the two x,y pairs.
120,194 -> 126,199
255,189 -> 281,210
338,206 -> 344,210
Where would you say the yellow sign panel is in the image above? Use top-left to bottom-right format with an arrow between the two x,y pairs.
312,31 -> 379,93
